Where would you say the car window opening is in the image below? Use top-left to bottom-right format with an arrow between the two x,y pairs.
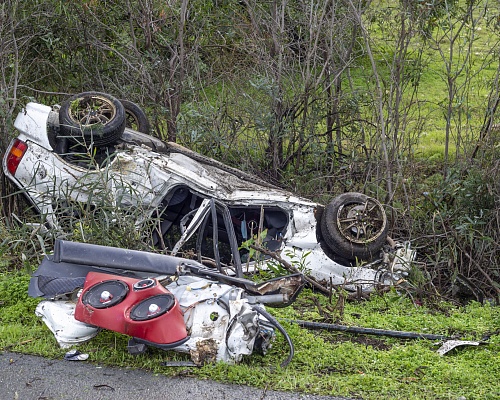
153,186 -> 289,276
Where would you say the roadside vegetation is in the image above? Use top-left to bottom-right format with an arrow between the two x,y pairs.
0,1 -> 499,399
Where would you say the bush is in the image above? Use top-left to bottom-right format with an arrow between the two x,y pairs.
413,162 -> 500,302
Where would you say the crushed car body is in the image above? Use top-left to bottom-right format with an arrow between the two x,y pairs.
3,92 -> 415,292
30,239 -> 300,366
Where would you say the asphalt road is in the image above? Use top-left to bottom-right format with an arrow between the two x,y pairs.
0,351 -> 349,400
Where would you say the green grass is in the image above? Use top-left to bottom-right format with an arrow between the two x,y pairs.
1,270 -> 499,400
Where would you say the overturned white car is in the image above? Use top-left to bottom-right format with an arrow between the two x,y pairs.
3,92 -> 414,291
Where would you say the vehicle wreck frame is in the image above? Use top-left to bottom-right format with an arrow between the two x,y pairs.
2,92 -> 415,293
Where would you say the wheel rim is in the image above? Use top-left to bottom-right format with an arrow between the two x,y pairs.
336,197 -> 387,244
125,110 -> 140,130
69,95 -> 117,127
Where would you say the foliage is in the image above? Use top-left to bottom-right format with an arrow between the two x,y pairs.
0,272 -> 39,324
0,3 -> 499,394
412,160 -> 500,302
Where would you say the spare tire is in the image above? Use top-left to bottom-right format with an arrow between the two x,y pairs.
120,99 -> 151,134
320,192 -> 388,261
59,92 -> 126,146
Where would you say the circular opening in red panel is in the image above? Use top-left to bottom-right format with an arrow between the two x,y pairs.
82,280 -> 129,309
130,294 -> 175,321
133,278 -> 156,290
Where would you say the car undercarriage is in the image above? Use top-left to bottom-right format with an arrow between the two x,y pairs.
2,92 -> 416,365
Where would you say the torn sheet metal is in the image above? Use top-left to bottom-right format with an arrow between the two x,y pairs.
35,301 -> 99,348
35,274 -> 279,365
166,276 -> 269,365
436,340 -> 481,356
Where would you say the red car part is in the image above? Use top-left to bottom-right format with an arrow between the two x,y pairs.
75,272 -> 189,348
6,139 -> 28,175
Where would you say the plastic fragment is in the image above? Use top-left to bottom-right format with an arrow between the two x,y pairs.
436,340 -> 480,356
64,349 -> 89,361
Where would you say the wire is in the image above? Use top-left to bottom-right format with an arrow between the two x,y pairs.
254,307 -> 294,368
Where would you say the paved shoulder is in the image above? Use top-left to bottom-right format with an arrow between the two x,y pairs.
0,351 -> 346,400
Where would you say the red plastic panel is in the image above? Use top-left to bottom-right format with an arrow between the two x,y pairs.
75,272 -> 187,345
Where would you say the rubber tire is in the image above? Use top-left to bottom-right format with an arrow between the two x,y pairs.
120,99 -> 151,134
59,92 -> 126,146
320,192 -> 388,261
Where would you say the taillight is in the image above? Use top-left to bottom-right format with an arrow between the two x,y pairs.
6,139 -> 28,175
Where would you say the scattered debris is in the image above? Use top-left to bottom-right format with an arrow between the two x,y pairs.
30,240 -> 298,366
436,340 -> 482,356
288,320 -> 489,356
288,319 -> 448,341
93,384 -> 115,392
64,349 -> 89,361
28,239 -> 489,366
